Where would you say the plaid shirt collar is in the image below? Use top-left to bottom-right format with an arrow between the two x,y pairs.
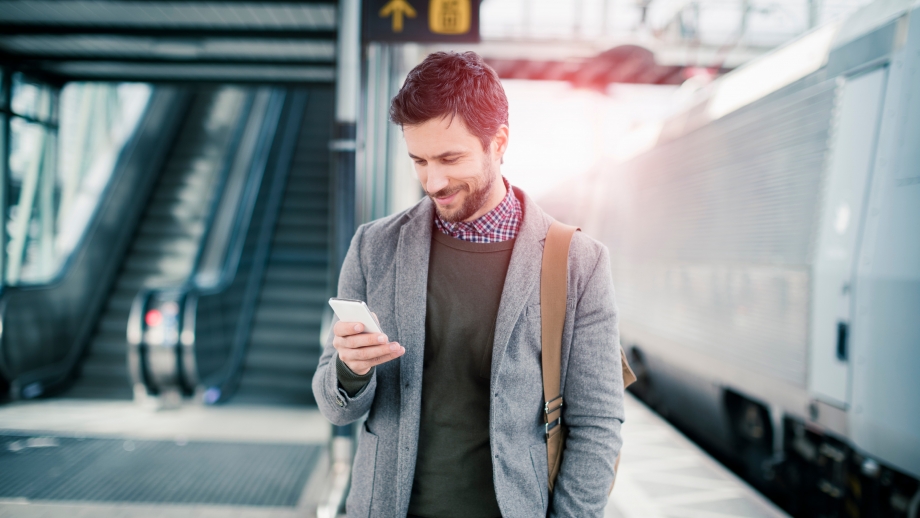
434,178 -> 522,243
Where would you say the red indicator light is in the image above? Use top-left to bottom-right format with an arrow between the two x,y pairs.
145,309 -> 163,327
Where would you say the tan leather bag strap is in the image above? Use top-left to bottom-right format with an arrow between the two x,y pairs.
541,222 -> 578,425
541,221 -> 577,496
541,221 -> 637,494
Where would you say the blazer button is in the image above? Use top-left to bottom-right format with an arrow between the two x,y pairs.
335,397 -> 345,407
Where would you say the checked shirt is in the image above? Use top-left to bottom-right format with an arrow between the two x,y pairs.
433,178 -> 522,243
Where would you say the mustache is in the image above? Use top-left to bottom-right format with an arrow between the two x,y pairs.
427,184 -> 468,199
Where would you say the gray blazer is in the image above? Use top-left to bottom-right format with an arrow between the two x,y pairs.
312,187 -> 625,517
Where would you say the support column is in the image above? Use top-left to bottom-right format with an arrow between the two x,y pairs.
0,70 -> 10,285
331,0 -> 360,288
321,0 -> 361,516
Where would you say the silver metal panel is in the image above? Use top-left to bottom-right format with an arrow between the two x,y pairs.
583,80 -> 837,388
0,1 -> 336,30
809,67 -> 887,408
848,8 -> 920,479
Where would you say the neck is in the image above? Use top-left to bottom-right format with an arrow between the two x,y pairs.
462,173 -> 507,222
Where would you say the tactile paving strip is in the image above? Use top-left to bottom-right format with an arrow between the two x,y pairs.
0,434 -> 321,506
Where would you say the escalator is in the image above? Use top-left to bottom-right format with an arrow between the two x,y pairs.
66,87 -> 252,399
232,86 -> 334,406
1,83 -> 336,407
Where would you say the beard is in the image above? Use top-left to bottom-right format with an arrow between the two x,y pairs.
428,155 -> 497,223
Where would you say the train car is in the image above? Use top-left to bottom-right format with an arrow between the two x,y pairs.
541,0 -> 920,515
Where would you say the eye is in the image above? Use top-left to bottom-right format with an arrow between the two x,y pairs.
414,159 -> 427,166
442,157 -> 459,164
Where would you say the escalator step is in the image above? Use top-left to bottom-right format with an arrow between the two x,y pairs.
132,236 -> 199,255
90,335 -> 128,356
98,314 -> 130,334
262,267 -> 326,284
257,286 -> 327,305
244,349 -> 320,374
249,327 -> 322,347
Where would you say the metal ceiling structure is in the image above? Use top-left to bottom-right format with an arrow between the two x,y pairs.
0,0 -> 338,83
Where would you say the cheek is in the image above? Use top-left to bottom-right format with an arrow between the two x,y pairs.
454,162 -> 485,185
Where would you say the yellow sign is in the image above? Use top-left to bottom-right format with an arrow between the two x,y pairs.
379,0 -> 417,33
429,0 -> 471,34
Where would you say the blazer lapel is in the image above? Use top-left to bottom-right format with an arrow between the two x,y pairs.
491,187 -> 552,383
394,196 -> 433,511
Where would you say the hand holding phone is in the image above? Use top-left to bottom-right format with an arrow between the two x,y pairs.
328,298 -> 405,375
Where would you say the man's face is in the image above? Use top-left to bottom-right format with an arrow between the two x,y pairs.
404,116 -> 508,223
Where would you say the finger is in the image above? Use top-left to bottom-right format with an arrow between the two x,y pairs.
347,346 -> 405,372
336,332 -> 389,350
334,320 -> 366,337
341,342 -> 401,362
365,347 -> 406,367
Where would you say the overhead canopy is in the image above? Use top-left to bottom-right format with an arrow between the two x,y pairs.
0,0 -> 338,83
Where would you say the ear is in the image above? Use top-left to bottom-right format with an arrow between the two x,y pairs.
492,124 -> 509,160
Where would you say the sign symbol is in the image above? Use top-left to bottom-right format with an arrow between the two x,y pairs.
429,0 -> 471,34
379,0 -> 417,32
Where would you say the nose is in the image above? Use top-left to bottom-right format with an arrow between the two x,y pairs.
425,167 -> 450,195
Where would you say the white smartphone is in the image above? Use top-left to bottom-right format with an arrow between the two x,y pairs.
328,298 -> 383,334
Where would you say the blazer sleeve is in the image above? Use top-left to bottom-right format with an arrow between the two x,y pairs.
312,224 -> 379,425
549,244 -> 626,517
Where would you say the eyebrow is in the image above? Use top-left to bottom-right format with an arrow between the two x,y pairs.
408,150 -> 466,160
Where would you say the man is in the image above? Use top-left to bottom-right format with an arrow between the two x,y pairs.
312,51 -> 624,518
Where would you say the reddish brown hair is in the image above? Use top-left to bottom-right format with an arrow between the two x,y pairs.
390,51 -> 509,151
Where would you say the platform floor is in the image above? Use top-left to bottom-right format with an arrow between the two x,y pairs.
0,395 -> 788,518
605,395 -> 789,518
0,401 -> 331,517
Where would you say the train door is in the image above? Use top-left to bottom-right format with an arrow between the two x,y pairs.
808,67 -> 888,409
847,14 -> 920,479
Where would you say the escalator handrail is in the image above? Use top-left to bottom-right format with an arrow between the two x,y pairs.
183,90 -> 259,291
192,89 -> 285,294
0,88 -> 192,395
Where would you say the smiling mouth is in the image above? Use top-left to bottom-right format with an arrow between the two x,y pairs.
430,186 -> 465,206
435,192 -> 458,205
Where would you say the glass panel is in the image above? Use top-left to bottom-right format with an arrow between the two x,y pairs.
6,116 -> 51,283
11,73 -> 52,121
6,82 -> 152,285
0,111 -> 6,285
1,67 -> 7,109
56,83 -> 151,263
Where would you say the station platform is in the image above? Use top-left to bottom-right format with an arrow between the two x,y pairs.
606,395 -> 788,518
0,394 -> 787,518
0,401 -> 333,518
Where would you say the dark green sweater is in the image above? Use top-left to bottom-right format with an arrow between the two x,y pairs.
337,231 -> 512,518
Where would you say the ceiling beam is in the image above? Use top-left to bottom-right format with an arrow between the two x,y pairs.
0,54 -> 336,67
26,61 -> 337,83
0,26 -> 337,40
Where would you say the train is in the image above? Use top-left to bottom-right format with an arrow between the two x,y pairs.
540,0 -> 920,516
